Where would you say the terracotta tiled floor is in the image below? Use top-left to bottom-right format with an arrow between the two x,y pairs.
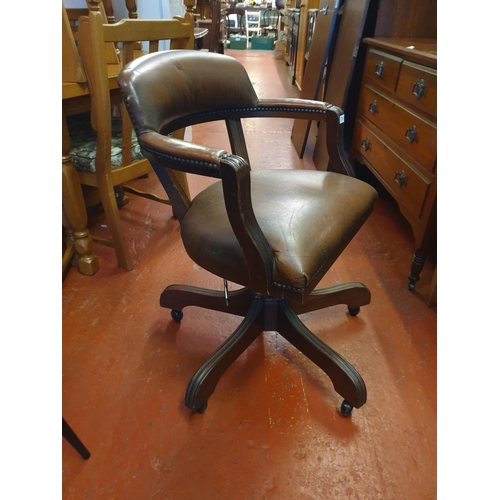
62,49 -> 437,499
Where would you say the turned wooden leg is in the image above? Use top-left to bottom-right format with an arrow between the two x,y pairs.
62,116 -> 99,276
408,247 -> 427,291
185,296 -> 265,412
291,282 -> 371,316
62,418 -> 91,460
160,285 -> 255,318
276,300 -> 367,409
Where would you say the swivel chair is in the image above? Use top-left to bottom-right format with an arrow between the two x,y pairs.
118,51 -> 378,417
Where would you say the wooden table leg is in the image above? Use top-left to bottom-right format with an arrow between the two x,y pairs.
62,116 -> 99,276
408,247 -> 426,291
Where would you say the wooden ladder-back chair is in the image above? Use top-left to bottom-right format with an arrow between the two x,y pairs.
118,51 -> 378,417
72,0 -> 195,271
65,0 -> 119,64
244,9 -> 262,47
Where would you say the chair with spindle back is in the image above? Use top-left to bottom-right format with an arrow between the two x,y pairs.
70,0 -> 195,271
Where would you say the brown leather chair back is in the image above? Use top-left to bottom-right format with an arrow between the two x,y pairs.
119,51 -> 259,136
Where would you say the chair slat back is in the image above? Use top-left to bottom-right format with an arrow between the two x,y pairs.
77,0 -> 195,172
62,4 -> 87,83
65,1 -> 119,64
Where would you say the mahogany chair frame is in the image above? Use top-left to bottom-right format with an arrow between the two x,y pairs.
118,51 -> 378,417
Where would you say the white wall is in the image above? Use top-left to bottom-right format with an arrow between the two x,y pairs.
62,0 -> 184,19
63,0 -> 87,6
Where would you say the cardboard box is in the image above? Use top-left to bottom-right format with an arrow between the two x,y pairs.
274,40 -> 284,59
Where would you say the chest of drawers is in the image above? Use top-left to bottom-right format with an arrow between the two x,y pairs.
350,38 -> 437,291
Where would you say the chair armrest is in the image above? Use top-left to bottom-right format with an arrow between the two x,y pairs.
255,98 -> 336,121
138,131 -> 225,178
256,99 -> 355,177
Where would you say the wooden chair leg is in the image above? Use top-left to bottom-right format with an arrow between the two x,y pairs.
96,176 -> 134,271
160,284 -> 255,318
62,418 -> 90,460
62,117 -> 99,276
291,282 -> 371,316
276,300 -> 367,410
184,296 -> 265,412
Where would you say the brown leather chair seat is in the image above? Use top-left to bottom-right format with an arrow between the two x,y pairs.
182,170 -> 377,299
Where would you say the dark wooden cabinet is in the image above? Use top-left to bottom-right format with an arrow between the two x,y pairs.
350,38 -> 436,290
197,0 -> 228,52
286,8 -> 300,84
306,8 -> 318,57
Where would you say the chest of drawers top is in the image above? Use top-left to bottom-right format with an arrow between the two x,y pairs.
362,38 -> 437,119
362,38 -> 437,67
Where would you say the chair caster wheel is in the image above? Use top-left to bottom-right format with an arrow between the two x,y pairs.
171,310 -> 183,322
408,282 -> 416,291
196,401 -> 207,413
340,400 -> 353,417
348,306 -> 360,316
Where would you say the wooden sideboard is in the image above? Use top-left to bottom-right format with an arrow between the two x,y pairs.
350,38 -> 436,290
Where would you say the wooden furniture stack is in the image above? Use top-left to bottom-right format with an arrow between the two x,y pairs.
302,0 -> 437,293
62,3 -> 99,277
62,0 -> 195,276
196,0 -> 228,52
283,0 -> 319,89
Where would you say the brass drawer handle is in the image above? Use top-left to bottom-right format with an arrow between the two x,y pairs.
394,170 -> 407,188
375,61 -> 384,77
361,138 -> 371,152
411,79 -> 425,99
368,100 -> 378,114
405,125 -> 417,144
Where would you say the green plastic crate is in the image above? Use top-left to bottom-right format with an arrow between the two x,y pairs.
229,36 -> 247,49
251,36 -> 274,50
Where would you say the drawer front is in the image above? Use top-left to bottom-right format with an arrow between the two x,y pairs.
358,85 -> 437,173
364,49 -> 402,92
353,119 -> 430,219
396,61 -> 437,117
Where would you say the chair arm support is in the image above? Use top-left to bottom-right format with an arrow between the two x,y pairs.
219,155 -> 275,295
255,98 -> 334,121
138,130 -> 276,293
138,131 -> 225,178
256,99 -> 354,177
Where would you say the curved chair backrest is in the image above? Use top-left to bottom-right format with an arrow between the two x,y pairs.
261,9 -> 278,28
226,7 -> 245,35
119,51 -> 259,136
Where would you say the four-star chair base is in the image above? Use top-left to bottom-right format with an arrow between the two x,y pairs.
160,282 -> 371,416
